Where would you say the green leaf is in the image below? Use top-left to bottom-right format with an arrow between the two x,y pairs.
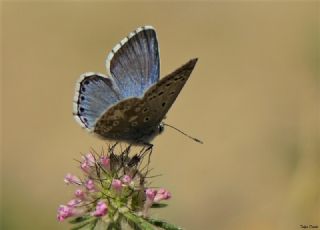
69,216 -> 93,224
151,203 -> 168,208
147,218 -> 184,230
70,221 -> 91,230
70,218 -> 98,230
122,212 -> 155,230
107,221 -> 121,230
126,220 -> 141,230
90,218 -> 99,230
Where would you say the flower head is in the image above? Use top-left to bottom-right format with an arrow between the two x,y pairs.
57,145 -> 174,229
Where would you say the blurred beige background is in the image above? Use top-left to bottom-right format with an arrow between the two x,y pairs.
1,1 -> 319,230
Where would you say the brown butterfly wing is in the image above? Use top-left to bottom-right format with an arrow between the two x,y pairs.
94,58 -> 198,142
142,58 -> 198,124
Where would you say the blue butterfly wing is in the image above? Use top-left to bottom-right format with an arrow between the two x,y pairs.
73,73 -> 122,130
106,26 -> 160,98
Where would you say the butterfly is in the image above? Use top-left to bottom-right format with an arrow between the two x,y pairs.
73,26 -> 198,145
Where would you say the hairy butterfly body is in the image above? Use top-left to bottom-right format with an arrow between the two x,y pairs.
73,26 -> 198,145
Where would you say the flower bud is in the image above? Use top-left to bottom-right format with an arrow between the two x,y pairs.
111,179 -> 122,191
85,179 -> 95,191
154,188 -> 171,202
57,205 -> 74,221
64,173 -> 81,185
100,156 -> 110,169
74,189 -> 85,198
122,175 -> 132,184
91,201 -> 108,217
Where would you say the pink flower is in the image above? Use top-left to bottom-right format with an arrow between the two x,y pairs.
57,205 -> 74,221
143,188 -> 157,218
154,188 -> 171,202
111,179 -> 122,191
143,188 -> 171,217
84,153 -> 95,165
91,201 -> 108,217
145,188 -> 157,201
64,173 -> 81,185
74,189 -> 85,198
67,199 -> 82,207
80,153 -> 95,173
80,161 -> 91,173
85,179 -> 95,191
100,156 -> 110,169
122,175 -> 132,184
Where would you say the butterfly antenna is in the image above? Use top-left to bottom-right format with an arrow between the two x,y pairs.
163,122 -> 203,144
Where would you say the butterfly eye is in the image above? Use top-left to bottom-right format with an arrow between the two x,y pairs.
144,117 -> 150,122
113,120 -> 119,126
158,123 -> 164,133
161,102 -> 166,107
80,96 -> 85,101
131,121 -> 138,127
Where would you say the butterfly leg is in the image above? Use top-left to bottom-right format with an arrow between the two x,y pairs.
136,143 -> 153,177
138,143 -> 153,158
140,142 -> 153,151
127,154 -> 141,167
108,142 -> 119,152
144,143 -> 153,152
127,145 -> 148,168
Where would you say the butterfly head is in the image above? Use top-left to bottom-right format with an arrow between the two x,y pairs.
158,122 -> 165,135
